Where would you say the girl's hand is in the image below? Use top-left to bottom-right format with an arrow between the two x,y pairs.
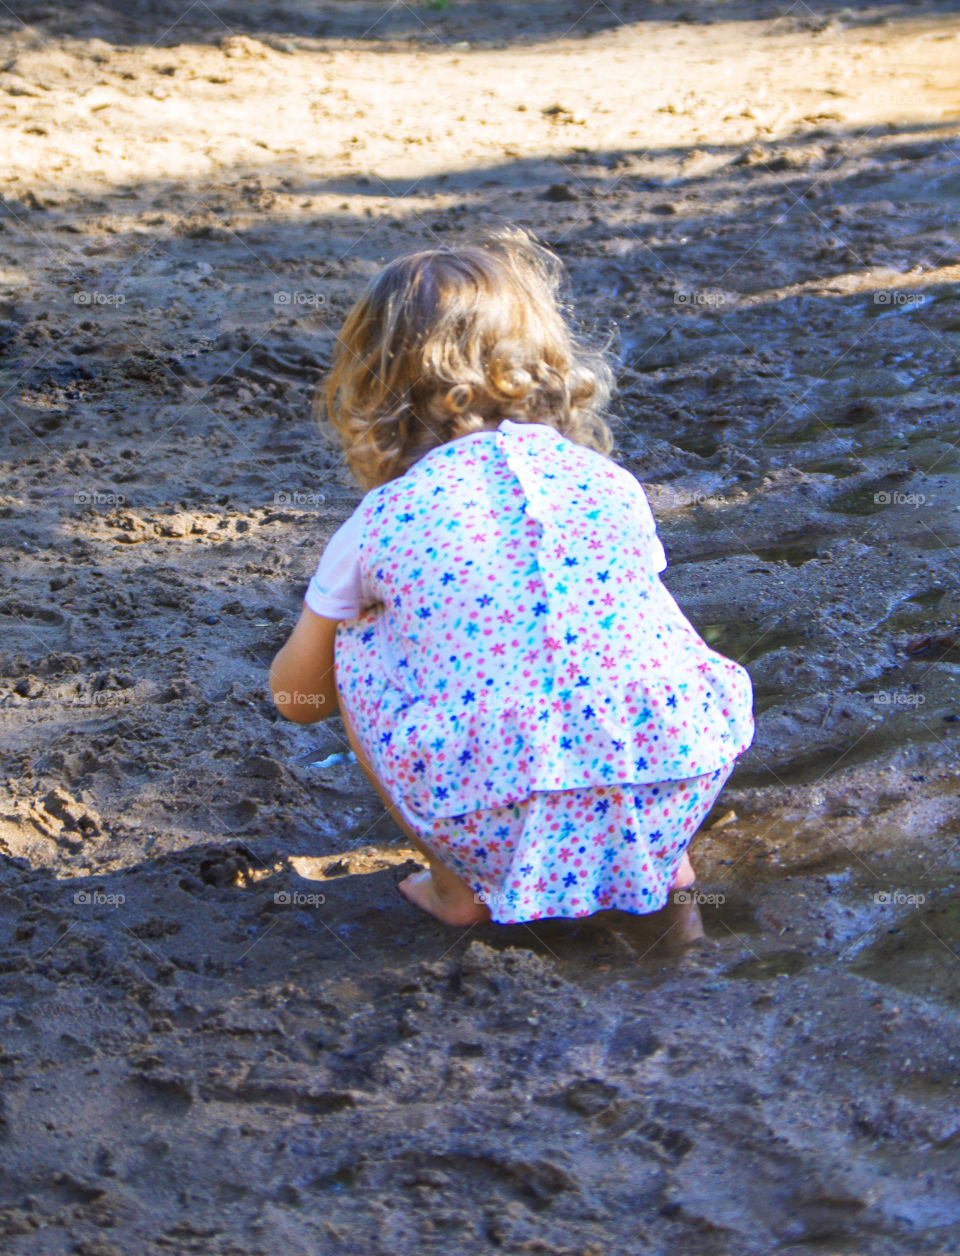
269,606 -> 340,724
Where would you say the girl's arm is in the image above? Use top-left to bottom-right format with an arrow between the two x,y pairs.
269,605 -> 340,724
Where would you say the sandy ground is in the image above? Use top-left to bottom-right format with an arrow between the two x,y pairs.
1,0 -> 960,1251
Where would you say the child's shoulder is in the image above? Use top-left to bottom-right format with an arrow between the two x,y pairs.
504,420 -> 639,491
358,436 -> 488,520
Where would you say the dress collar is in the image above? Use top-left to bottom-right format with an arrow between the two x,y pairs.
407,420 -> 557,471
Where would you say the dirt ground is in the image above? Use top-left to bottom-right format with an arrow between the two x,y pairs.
1,0 -> 960,1252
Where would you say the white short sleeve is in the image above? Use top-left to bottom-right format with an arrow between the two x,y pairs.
304,508 -> 367,620
616,465 -> 668,573
650,526 -> 668,573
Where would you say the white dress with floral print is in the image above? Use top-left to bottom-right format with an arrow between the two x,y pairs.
304,419 -> 754,922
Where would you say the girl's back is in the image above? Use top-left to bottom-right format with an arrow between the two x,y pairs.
322,418 -> 753,825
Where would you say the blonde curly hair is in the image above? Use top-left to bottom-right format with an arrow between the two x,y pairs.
319,229 -> 615,489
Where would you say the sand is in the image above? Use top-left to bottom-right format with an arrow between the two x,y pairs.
1,1 -> 960,1252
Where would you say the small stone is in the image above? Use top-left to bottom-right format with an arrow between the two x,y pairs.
542,183 -> 579,202
240,754 -> 281,780
707,808 -> 737,830
413,1169 -> 450,1188
221,34 -> 272,58
0,1206 -> 38,1235
564,1078 -> 619,1116
40,787 -> 102,838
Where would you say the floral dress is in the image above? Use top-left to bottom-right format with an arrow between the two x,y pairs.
303,419 -> 754,924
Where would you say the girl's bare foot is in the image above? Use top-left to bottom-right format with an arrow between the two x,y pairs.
670,851 -> 696,890
398,868 -> 492,927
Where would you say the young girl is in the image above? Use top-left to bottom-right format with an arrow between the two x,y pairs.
269,230 -> 754,927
